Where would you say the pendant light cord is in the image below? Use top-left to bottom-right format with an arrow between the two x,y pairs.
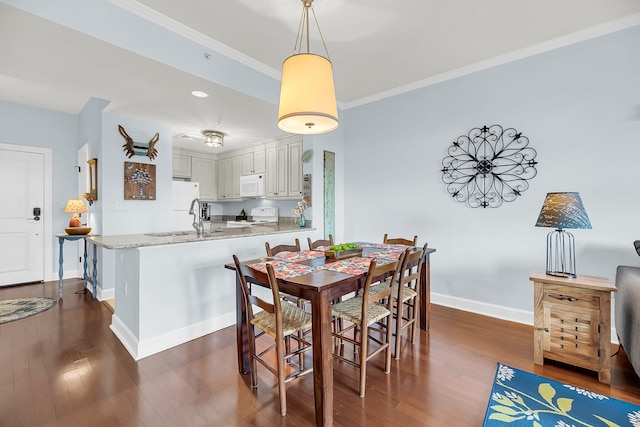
292,1 -> 331,62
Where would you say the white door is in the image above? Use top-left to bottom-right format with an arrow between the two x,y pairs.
76,144 -> 89,272
0,148 -> 45,286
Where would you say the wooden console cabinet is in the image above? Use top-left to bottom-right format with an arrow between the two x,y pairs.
529,271 -> 616,384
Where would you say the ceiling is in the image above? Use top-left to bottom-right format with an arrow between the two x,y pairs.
1,0 -> 639,154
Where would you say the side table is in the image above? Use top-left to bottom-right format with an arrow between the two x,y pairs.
56,234 -> 98,300
529,271 -> 616,384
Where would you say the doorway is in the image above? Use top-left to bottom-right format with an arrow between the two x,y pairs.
0,144 -> 52,286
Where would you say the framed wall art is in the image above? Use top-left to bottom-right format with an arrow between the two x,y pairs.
124,162 -> 156,200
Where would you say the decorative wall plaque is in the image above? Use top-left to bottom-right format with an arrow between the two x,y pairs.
118,125 -> 159,160
124,162 -> 156,200
441,125 -> 538,208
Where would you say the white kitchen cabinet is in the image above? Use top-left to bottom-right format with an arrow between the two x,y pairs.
191,157 -> 216,201
172,154 -> 191,178
265,148 -> 277,197
252,149 -> 266,173
240,153 -> 254,176
287,141 -> 303,197
239,150 -> 266,175
265,145 -> 290,198
215,156 -> 242,201
217,157 -> 233,200
232,155 -> 243,199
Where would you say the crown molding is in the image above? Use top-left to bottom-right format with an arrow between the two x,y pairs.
106,1 -> 639,111
106,0 -> 281,80
344,13 -> 640,109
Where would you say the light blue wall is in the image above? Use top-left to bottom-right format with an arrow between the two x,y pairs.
0,100 -> 80,275
100,112 -> 173,236
342,26 -> 640,312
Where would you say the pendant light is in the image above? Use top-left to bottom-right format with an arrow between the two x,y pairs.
278,0 -> 338,134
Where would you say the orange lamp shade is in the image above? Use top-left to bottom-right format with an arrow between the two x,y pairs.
278,53 -> 338,134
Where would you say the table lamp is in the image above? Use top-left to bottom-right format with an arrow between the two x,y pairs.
64,198 -> 91,235
535,192 -> 591,278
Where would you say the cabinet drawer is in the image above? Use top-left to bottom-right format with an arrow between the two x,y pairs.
542,284 -> 600,310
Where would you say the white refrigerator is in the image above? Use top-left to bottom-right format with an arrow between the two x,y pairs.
172,181 -> 199,231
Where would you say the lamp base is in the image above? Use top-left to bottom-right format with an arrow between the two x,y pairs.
545,270 -> 576,279
65,227 -> 91,235
545,228 -> 577,279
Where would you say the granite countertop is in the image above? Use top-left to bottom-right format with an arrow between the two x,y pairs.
89,222 -> 315,249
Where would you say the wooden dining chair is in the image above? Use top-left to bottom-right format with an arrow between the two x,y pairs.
307,234 -> 334,250
383,233 -> 418,247
368,243 -> 427,359
390,243 -> 427,359
331,258 -> 401,397
264,238 -> 308,308
232,255 -> 313,416
265,238 -> 301,257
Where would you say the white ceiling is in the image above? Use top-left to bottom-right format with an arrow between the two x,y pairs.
1,0 -> 639,153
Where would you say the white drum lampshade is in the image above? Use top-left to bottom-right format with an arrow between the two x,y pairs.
278,53 -> 338,135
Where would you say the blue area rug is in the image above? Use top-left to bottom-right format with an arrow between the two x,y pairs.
483,363 -> 640,426
0,297 -> 55,324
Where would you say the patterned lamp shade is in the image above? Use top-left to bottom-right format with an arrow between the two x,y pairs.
64,199 -> 88,214
535,192 -> 590,278
535,192 -> 591,230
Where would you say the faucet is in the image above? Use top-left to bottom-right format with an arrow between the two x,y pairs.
188,198 -> 204,237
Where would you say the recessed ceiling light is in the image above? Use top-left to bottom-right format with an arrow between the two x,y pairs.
191,90 -> 209,98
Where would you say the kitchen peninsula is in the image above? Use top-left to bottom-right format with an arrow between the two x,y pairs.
90,222 -> 315,360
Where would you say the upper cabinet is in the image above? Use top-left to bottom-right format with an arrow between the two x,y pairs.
172,152 -> 216,201
216,157 -> 234,201
253,150 -> 266,174
264,139 -> 303,199
287,141 -> 303,197
180,137 -> 304,202
239,150 -> 266,175
172,154 -> 191,178
265,145 -> 288,198
191,157 -> 216,201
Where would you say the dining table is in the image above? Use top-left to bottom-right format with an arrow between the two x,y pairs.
225,242 -> 436,427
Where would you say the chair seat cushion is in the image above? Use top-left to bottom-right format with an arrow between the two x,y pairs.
331,296 -> 390,325
251,303 -> 312,337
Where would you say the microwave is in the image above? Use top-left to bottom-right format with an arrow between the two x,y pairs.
240,173 -> 266,198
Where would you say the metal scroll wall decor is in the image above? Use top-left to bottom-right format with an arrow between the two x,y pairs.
441,124 -> 538,208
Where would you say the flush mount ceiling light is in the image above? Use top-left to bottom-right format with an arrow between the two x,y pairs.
202,130 -> 224,148
191,90 -> 209,98
277,0 -> 338,135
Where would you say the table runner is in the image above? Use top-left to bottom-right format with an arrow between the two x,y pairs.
271,250 -> 326,262
248,260 -> 323,279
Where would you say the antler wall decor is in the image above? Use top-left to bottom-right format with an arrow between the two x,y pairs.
118,125 -> 159,160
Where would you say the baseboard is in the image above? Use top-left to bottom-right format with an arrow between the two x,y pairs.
431,292 -> 619,345
431,292 -> 533,325
110,311 -> 236,361
99,287 -> 115,301
110,315 -> 141,360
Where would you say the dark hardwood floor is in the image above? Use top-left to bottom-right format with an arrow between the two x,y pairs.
1,279 -> 639,426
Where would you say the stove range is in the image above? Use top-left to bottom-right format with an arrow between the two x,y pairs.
226,207 -> 278,228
